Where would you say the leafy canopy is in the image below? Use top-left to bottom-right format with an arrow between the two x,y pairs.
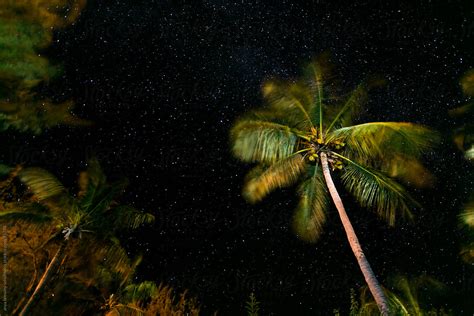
231,56 -> 438,242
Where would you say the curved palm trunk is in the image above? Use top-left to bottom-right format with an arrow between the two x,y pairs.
320,152 -> 390,315
18,241 -> 68,316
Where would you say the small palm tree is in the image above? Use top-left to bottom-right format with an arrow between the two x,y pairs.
230,57 -> 437,315
3,159 -> 154,315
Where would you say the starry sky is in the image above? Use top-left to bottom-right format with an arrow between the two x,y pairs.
2,0 -> 474,314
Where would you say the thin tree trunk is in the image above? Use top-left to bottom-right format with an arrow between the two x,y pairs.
18,241 -> 68,316
12,253 -> 38,315
320,152 -> 390,315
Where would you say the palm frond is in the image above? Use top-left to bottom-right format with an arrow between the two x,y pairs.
78,158 -> 110,209
78,158 -> 106,197
243,155 -> 306,203
82,179 -> 128,217
230,119 -> 299,163
358,286 -> 411,316
460,243 -> 474,263
465,145 -> 474,160
19,167 -> 66,200
329,122 -> 439,163
262,80 -> 315,130
337,154 -> 417,225
123,281 -> 158,304
326,82 -> 369,132
379,154 -> 435,188
292,166 -> 330,242
112,205 -> 155,230
460,69 -> 474,97
0,209 -> 51,223
459,202 -> 474,228
304,58 -> 326,130
239,108 -> 310,132
449,101 -> 474,117
97,240 -> 134,279
459,197 -> 474,263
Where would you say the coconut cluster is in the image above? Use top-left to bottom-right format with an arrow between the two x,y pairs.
301,128 -> 345,171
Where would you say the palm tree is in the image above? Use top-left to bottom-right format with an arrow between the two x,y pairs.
2,159 -> 154,315
230,57 -> 437,315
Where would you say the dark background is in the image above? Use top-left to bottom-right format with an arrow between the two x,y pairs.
2,0 -> 474,314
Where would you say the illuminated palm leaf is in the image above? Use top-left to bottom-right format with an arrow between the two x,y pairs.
123,281 -> 158,304
339,158 -> 417,225
292,166 -> 329,242
355,275 -> 445,316
238,108 -> 309,132
377,154 -> 434,188
262,80 -> 314,130
460,69 -> 474,97
0,209 -> 51,223
460,199 -> 474,228
465,146 -> 474,160
330,122 -> 438,163
243,155 -> 306,203
330,83 -> 368,130
459,202 -> 474,263
231,119 -> 299,163
112,205 -> 155,230
94,239 -> 136,280
19,167 -> 66,201
303,55 -> 332,128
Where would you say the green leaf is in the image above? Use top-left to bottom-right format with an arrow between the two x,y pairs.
123,281 -> 158,304
19,167 -> 66,200
460,69 -> 474,97
339,157 -> 417,225
113,205 -> 155,230
465,145 -> 474,161
459,201 -> 474,228
243,155 -> 306,203
378,154 -> 435,188
262,80 -> 315,130
303,55 -> 332,129
0,209 -> 51,223
230,119 -> 298,163
292,166 -> 329,242
245,292 -> 260,316
329,122 -> 439,163
326,82 -> 368,132
96,240 -> 133,279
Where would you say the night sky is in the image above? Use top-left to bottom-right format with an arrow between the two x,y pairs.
2,0 -> 474,314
